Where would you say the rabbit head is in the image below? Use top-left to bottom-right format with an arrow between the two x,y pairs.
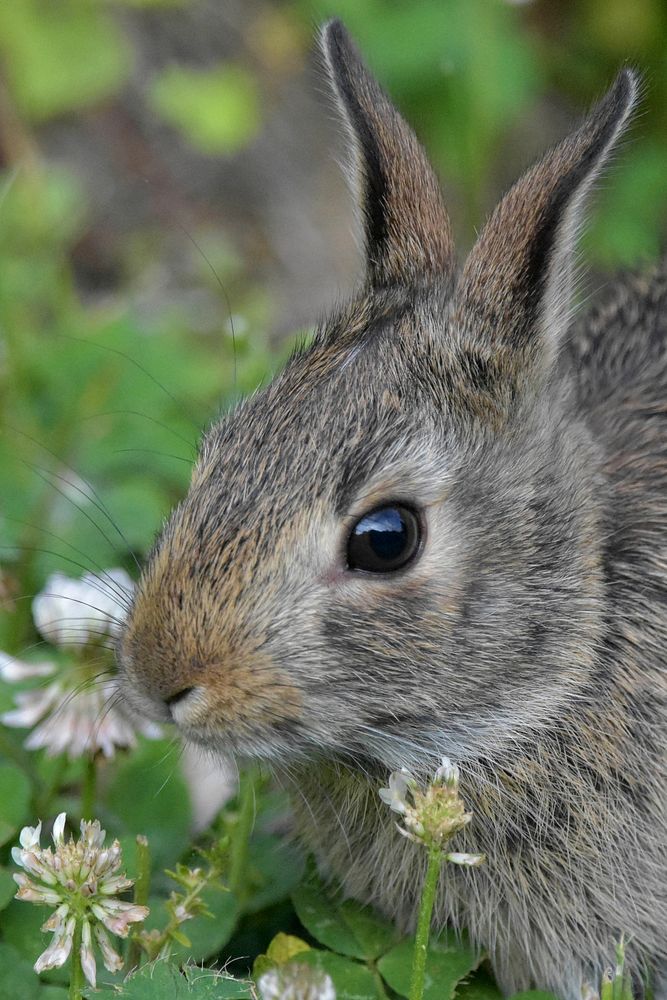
118,22 -> 637,773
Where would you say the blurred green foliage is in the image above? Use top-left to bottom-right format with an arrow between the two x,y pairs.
150,65 -> 262,154
0,2 -> 129,121
0,160 -> 278,649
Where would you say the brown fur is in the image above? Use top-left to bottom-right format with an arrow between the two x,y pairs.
118,22 -> 667,998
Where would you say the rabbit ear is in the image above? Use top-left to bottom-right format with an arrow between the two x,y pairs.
456,70 -> 638,376
320,19 -> 454,289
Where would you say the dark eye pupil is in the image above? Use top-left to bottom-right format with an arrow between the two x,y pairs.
347,505 -> 421,573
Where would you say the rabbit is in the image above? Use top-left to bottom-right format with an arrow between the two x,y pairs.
117,20 -> 667,999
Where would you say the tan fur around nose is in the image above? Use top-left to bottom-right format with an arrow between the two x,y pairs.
121,503 -> 303,735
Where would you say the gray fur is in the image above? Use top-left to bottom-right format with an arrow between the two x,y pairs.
118,22 -> 667,998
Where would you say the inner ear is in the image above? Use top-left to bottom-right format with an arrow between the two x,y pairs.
455,69 -> 638,377
320,19 -> 455,289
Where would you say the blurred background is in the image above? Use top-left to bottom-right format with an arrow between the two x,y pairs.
1,0 -> 667,651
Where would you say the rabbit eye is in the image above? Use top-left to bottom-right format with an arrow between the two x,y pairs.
347,504 -> 422,573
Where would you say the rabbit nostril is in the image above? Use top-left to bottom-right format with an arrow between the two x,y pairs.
165,686 -> 195,708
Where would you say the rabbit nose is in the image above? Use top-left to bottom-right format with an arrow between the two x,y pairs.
164,686 -> 195,711
163,685 -> 206,726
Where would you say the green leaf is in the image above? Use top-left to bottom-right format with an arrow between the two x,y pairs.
150,886 -> 239,964
292,874 -> 397,960
0,764 -> 32,846
106,738 -> 192,870
291,883 -> 366,958
266,931 -> 311,963
245,834 -> 305,914
201,980 -> 254,999
1,900 -> 51,965
0,0 -> 129,120
336,897 -> 400,961
150,64 -> 262,155
0,942 -> 40,1000
378,930 -> 481,1000
120,961 -> 253,998
182,966 -> 254,998
298,949 -> 383,1000
0,865 -> 17,910
510,993 -> 561,1000
456,968 -> 504,1000
253,931 -> 311,975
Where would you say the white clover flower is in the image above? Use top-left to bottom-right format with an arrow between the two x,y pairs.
445,851 -> 485,867
434,756 -> 460,786
379,758 -> 485,865
12,812 -> 148,987
1,664 -> 160,758
32,568 -> 134,648
0,652 -> 55,682
378,767 -> 416,815
1,569 -> 160,758
258,963 -> 336,1000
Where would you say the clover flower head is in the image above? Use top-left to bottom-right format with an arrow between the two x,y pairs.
434,756 -> 460,786
379,757 -> 485,865
1,569 -> 160,758
12,812 -> 149,987
258,963 -> 336,1000
378,767 -> 416,815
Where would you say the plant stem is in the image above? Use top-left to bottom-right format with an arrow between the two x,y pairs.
69,920 -> 84,1000
127,835 -> 151,971
81,754 -> 96,820
146,869 -> 212,961
228,767 -> 256,901
43,753 -> 68,815
409,848 -> 442,1000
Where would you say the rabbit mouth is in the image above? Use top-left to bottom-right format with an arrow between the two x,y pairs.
166,684 -> 207,726
160,684 -> 312,761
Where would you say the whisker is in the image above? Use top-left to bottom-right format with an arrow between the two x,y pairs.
31,594 -> 128,624
10,636 -> 117,659
8,584 -> 131,623
18,463 -> 128,574
113,448 -> 193,465
90,688 -> 126,745
54,333 -> 199,430
153,739 -> 187,800
80,410 -> 196,454
4,423 -> 142,573
3,520 -> 134,610
58,671 -> 116,708
154,735 -> 183,772
176,222 -> 238,390
23,460 -> 141,578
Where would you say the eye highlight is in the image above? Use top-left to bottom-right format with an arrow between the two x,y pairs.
346,504 -> 422,574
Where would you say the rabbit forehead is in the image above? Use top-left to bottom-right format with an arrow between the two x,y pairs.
194,307 -> 455,510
